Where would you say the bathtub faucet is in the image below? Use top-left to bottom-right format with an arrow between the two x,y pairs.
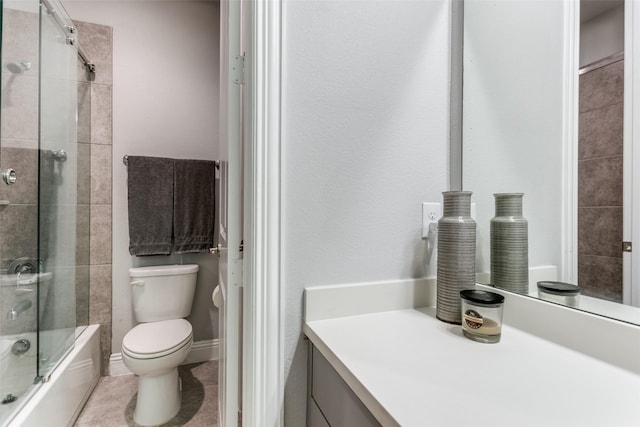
7,300 -> 32,320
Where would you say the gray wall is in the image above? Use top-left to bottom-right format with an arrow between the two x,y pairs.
64,0 -> 221,361
580,3 -> 624,68
281,0 -> 451,423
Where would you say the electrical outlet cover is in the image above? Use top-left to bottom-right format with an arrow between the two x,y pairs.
422,202 -> 442,239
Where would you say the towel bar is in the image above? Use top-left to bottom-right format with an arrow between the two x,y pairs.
123,155 -> 220,169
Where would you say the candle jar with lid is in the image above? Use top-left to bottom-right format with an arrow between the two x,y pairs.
460,290 -> 505,343
537,281 -> 580,308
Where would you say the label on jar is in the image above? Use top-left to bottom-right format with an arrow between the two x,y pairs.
464,309 -> 484,329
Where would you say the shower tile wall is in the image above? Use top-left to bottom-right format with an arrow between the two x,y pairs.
578,59 -> 624,302
74,19 -> 113,375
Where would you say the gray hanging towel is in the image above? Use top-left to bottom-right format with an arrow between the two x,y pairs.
127,156 -> 174,256
173,159 -> 216,254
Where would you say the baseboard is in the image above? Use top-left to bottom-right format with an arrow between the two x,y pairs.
184,338 -> 220,364
108,354 -> 131,377
109,339 -> 219,377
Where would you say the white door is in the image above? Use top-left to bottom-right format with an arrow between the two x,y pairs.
219,0 -> 244,425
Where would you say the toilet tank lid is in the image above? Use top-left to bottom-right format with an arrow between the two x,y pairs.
129,264 -> 199,277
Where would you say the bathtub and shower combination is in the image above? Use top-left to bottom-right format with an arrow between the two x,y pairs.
0,0 -> 102,425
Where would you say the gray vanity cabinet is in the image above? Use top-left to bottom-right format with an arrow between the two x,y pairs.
307,344 -> 382,427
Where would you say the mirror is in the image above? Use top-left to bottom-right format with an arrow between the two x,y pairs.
462,0 -> 640,325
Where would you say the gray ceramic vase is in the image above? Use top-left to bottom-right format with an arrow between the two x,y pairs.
436,191 -> 477,324
490,193 -> 529,294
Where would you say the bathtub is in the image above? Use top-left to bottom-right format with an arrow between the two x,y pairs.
4,325 -> 100,427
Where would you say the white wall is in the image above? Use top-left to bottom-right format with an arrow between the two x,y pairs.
282,0 -> 451,423
462,0 -> 565,277
580,4 -> 624,67
63,0 -> 220,354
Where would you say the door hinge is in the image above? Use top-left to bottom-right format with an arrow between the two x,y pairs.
232,54 -> 245,85
623,241 -> 632,252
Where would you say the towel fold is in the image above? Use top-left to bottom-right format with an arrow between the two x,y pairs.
173,159 -> 216,254
127,156 -> 174,256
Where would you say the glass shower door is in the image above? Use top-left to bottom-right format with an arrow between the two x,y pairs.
37,0 -> 79,381
0,0 -> 84,422
0,0 -> 43,423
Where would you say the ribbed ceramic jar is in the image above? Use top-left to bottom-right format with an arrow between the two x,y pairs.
490,193 -> 529,294
436,191 -> 477,324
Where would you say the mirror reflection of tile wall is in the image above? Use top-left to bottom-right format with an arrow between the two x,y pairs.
577,59 -> 624,302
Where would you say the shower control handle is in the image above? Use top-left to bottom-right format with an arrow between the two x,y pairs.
2,168 -> 17,185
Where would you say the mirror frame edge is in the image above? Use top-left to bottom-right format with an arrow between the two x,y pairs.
626,0 -> 637,306
560,0 -> 580,286
449,0 -> 463,191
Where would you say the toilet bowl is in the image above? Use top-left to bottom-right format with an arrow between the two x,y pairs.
121,264 -> 198,426
122,319 -> 193,425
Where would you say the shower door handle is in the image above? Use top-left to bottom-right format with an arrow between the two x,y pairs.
2,168 -> 16,185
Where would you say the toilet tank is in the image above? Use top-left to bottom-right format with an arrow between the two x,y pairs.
129,264 -> 199,322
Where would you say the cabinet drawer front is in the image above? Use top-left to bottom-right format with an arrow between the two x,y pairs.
308,396 -> 331,427
311,346 -> 381,427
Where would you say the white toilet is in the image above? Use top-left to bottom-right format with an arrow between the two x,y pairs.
122,264 -> 199,426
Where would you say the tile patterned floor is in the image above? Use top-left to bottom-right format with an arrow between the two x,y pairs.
75,361 -> 218,426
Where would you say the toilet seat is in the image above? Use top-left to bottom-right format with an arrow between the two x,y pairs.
122,319 -> 192,359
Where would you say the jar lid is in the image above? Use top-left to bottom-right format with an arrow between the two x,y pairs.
537,281 -> 580,296
460,289 -> 504,306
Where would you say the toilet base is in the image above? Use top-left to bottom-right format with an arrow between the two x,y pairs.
133,368 -> 182,426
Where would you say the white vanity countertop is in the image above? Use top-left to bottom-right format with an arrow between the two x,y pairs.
304,306 -> 640,427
